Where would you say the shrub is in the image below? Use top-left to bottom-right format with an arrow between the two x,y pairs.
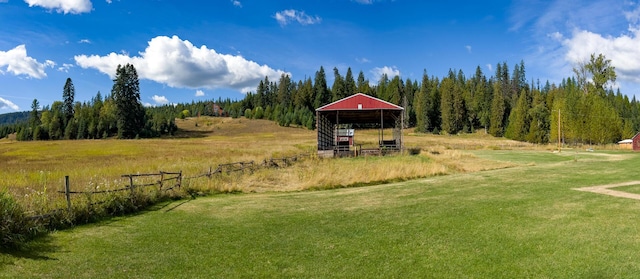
0,191 -> 40,249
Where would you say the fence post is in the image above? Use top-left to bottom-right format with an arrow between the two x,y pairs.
128,175 -> 135,196
208,166 -> 212,178
178,171 -> 182,189
159,171 -> 164,190
65,175 -> 71,211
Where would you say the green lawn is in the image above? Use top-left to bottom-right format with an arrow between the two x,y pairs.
3,150 -> 640,278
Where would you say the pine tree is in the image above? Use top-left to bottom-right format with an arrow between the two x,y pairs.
331,67 -> 346,101
277,73 -> 292,108
112,64 -> 145,139
489,81 -> 506,137
525,89 -> 550,143
414,71 -> 430,132
428,77 -> 441,132
440,75 -> 455,134
62,78 -> 75,126
313,66 -> 330,108
344,67 -> 356,96
356,70 -> 370,94
504,89 -> 530,141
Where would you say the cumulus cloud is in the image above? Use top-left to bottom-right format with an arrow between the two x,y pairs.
562,27 -> 640,83
231,0 -> 241,7
79,39 -> 91,44
74,35 -> 288,93
0,97 -> 20,111
24,0 -> 93,14
274,9 -> 321,26
195,90 -> 205,97
151,95 -> 169,105
0,45 -> 55,79
371,66 -> 401,80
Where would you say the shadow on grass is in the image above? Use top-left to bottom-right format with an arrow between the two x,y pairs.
0,234 -> 60,268
164,199 -> 193,213
163,130 -> 212,139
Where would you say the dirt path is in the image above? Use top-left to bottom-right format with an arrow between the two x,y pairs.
573,181 -> 640,200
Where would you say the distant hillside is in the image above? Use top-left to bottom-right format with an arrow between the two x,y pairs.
0,111 -> 29,125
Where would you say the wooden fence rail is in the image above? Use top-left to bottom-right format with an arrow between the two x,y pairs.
27,153 -> 310,223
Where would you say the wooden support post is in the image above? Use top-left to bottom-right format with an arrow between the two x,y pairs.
178,171 -> 182,189
128,175 -> 135,196
65,175 -> 71,211
159,171 -> 164,190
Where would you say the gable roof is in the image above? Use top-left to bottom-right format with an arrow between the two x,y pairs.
316,93 -> 404,111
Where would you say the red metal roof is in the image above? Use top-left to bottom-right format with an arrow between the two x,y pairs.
316,93 -> 403,111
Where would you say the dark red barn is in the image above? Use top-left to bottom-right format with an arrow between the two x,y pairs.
633,132 -> 640,151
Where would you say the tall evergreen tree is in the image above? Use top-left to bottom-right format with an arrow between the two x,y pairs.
526,89 -> 550,143
344,67 -> 356,96
331,67 -> 346,101
489,81 -> 506,137
414,71 -> 430,133
112,64 -> 145,139
313,66 -> 330,108
277,73 -> 292,108
62,77 -> 75,126
428,77 -> 441,132
440,74 -> 456,134
356,70 -> 370,94
504,89 -> 531,141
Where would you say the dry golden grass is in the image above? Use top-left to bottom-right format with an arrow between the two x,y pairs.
0,117 -> 527,214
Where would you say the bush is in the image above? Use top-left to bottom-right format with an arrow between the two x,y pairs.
0,191 -> 40,249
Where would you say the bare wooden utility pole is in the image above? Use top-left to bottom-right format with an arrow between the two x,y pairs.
558,109 -> 561,152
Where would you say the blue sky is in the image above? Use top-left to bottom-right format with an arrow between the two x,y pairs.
1,0 -> 640,112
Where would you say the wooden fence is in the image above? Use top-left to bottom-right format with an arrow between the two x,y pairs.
26,153 -> 310,223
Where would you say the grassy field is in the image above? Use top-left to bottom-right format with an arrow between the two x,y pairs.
3,134 -> 640,277
3,118 -> 640,277
0,117 -> 522,214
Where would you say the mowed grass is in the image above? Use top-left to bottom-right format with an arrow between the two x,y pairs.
3,148 -> 640,278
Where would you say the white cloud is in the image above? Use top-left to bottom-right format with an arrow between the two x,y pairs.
356,57 -> 371,63
352,0 -> 373,4
195,90 -> 205,97
24,0 -> 93,14
79,39 -> 91,44
562,27 -> 640,83
0,0 -> 8,3
0,45 -> 55,79
486,64 -> 493,73
151,95 -> 169,105
105,0 -> 111,3
231,0 -> 241,7
274,9 -> 321,26
465,45 -> 472,53
370,66 -> 401,80
0,97 -> 20,111
58,63 -> 74,72
74,35 -> 288,93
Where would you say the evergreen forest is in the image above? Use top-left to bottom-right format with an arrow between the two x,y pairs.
1,53 -> 638,145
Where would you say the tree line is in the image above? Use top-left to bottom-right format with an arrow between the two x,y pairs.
2,53 -> 637,145
12,64 -> 178,141
229,53 -> 637,145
